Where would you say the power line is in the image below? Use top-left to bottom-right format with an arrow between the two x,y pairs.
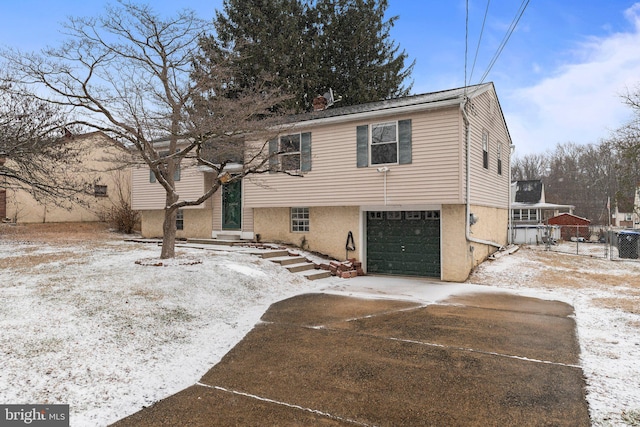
464,0 -> 469,88
478,0 -> 531,85
468,0 -> 491,85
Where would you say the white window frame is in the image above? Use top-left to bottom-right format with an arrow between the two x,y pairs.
370,121 -> 398,165
291,207 -> 309,232
279,134 -> 301,172
482,130 -> 489,169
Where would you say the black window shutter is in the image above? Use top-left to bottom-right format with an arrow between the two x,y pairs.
398,119 -> 412,164
301,132 -> 312,172
268,138 -> 278,173
356,125 -> 369,168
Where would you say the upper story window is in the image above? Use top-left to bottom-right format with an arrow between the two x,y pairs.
371,122 -> 398,165
482,130 -> 489,169
357,120 -> 412,167
269,132 -> 312,173
279,134 -> 301,171
150,150 -> 181,183
497,143 -> 503,175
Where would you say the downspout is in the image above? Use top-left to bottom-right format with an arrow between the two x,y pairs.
460,97 -> 503,250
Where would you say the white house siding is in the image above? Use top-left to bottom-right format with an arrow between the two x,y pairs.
244,106 -> 464,207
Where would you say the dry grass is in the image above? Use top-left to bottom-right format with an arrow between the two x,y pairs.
471,245 -> 640,316
0,221 -> 118,243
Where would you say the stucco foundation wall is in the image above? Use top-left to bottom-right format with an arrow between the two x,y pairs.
254,206 -> 360,261
140,209 -> 213,239
441,204 -> 507,282
441,205 -> 473,282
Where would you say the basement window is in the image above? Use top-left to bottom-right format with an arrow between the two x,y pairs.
291,207 -> 309,232
176,209 -> 184,231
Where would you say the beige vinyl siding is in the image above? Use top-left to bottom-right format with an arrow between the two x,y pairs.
245,106 -> 463,208
466,89 -> 511,209
131,163 -> 210,210
5,132 -> 130,224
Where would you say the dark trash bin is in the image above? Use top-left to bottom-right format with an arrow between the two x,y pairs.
617,230 -> 640,259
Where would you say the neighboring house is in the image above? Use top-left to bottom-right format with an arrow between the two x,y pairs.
132,82 -> 512,281
547,213 -> 591,241
2,131 -> 130,224
611,186 -> 640,229
509,180 -> 574,245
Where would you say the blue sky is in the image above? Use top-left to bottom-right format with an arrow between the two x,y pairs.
2,1 -> 640,156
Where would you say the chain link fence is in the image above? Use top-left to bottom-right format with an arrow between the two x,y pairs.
535,225 -> 640,261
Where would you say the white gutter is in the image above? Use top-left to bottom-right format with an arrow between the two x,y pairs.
460,98 -> 504,250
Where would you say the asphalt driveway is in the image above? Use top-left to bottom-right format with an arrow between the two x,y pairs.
112,291 -> 590,426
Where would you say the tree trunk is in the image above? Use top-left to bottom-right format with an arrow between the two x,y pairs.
160,195 -> 178,259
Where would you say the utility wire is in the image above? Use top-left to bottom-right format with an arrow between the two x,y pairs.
478,0 -> 531,85
464,0 -> 469,89
468,0 -> 491,85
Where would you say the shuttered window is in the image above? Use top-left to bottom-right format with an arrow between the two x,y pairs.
357,119 -> 412,167
269,132 -> 312,173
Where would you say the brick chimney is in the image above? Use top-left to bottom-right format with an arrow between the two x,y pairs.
312,95 -> 328,111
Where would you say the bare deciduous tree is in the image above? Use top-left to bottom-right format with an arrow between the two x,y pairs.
0,86 -> 88,207
2,2 -> 290,258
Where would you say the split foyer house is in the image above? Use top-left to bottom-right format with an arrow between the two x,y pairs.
2,131 -> 131,224
132,82 -> 512,282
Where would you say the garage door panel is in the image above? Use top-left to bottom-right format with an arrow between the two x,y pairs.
366,211 -> 440,278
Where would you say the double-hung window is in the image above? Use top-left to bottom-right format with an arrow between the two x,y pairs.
279,134 -> 301,172
497,143 -> 503,175
150,150 -> 181,182
482,130 -> 489,169
371,122 -> 398,165
357,119 -> 412,167
269,133 -> 312,173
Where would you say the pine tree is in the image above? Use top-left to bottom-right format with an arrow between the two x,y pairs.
312,0 -> 413,107
208,0 -> 413,112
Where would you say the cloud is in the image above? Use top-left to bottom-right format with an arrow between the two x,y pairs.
505,3 -> 640,156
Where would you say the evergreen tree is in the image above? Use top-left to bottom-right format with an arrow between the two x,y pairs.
212,0 -> 314,111
312,0 -> 413,107
208,0 -> 413,112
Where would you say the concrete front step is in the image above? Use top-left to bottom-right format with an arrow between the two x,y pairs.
269,256 -> 308,266
285,262 -> 315,273
188,238 -> 253,247
259,250 -> 290,259
300,269 -> 332,280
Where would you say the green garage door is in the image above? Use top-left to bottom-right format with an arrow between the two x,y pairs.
366,210 -> 440,278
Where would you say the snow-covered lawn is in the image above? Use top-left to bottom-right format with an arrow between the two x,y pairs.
0,230 -> 322,426
1,226 -> 639,426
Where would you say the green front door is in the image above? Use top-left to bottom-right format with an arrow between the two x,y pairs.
222,180 -> 242,230
366,211 -> 441,277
